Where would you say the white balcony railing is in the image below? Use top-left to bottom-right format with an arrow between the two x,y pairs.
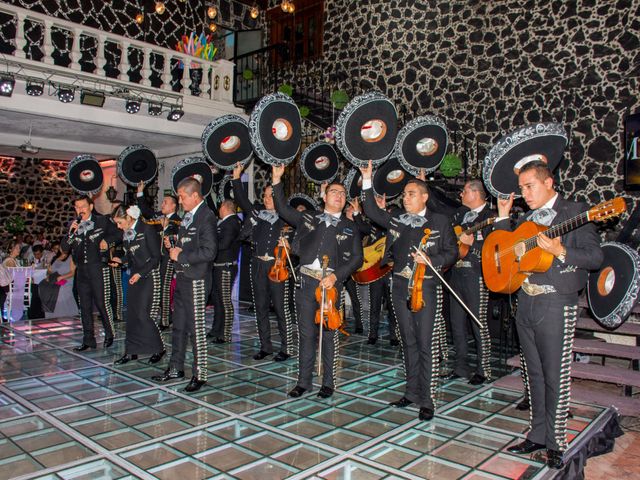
0,1 -> 234,104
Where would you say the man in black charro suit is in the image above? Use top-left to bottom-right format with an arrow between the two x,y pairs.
62,196 -> 121,351
360,161 -> 458,422
499,161 -> 603,469
447,179 -> 495,385
152,177 -> 217,393
272,164 -> 362,399
207,199 -> 242,344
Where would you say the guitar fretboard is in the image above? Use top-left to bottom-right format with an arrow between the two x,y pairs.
463,217 -> 496,236
523,211 -> 589,252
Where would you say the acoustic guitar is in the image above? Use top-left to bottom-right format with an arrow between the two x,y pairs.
482,197 -> 626,294
352,237 -> 393,284
454,217 -> 496,260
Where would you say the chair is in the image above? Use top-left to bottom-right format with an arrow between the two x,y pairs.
6,266 -> 33,321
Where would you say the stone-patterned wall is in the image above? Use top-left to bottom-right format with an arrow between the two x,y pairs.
270,0 -> 640,218
0,157 -> 75,245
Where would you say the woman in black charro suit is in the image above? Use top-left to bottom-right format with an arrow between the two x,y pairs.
111,205 -> 166,365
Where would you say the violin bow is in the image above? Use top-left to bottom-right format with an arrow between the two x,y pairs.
412,246 -> 483,329
318,276 -> 325,377
279,236 -> 298,283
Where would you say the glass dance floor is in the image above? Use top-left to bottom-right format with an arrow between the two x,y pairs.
0,311 -> 608,479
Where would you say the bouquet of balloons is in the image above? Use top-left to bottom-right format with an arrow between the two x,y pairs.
175,32 -> 218,68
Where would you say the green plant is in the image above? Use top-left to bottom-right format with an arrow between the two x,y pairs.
4,215 -> 25,235
440,153 -> 463,178
278,84 -> 294,97
299,105 -> 310,118
242,68 -> 254,81
330,90 -> 349,109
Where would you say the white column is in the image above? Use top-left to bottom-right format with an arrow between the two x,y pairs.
70,28 -> 81,71
119,40 -> 129,81
201,63 -> 211,99
181,56 -> 190,95
162,54 -> 172,91
14,12 -> 26,59
141,47 -> 151,86
96,35 -> 107,77
43,20 -> 54,65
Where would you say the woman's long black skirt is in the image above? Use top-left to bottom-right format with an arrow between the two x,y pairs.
125,269 -> 164,355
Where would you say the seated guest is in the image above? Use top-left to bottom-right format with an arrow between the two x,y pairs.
43,251 -> 79,319
3,242 -> 21,268
32,245 -> 48,269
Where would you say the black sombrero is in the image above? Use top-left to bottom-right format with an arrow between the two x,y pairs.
67,154 -> 103,196
373,157 -> 411,199
211,165 -> 225,185
202,114 -> 253,170
171,156 -> 213,196
587,242 -> 640,330
344,168 -> 363,200
335,91 -> 398,168
482,123 -> 568,199
117,144 -> 157,187
300,142 -> 340,184
289,193 -> 319,211
395,116 -> 448,176
218,175 -> 234,202
249,93 -> 302,166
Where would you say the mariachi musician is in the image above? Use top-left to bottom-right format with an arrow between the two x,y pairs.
272,164 -> 362,399
136,182 -> 181,330
360,161 -> 458,421
207,198 -> 242,343
447,179 -> 495,385
232,162 -> 295,362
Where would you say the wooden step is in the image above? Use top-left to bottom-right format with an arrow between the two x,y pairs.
506,355 -> 640,389
493,374 -> 640,417
577,316 -> 640,337
573,338 -> 640,361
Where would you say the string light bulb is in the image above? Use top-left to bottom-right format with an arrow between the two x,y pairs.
281,1 -> 289,12
155,2 -> 166,14
287,2 -> 295,13
250,5 -> 259,19
135,12 -> 144,24
207,5 -> 217,19
209,22 -> 217,33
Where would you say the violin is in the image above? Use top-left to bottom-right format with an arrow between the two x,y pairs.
268,226 -> 293,283
314,255 -> 343,331
408,228 -> 432,312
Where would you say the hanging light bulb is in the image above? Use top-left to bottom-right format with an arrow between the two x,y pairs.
287,2 -> 295,13
207,5 -> 217,19
250,5 -> 259,19
209,22 -> 217,33
281,1 -> 289,12
135,12 -> 144,24
155,2 -> 166,14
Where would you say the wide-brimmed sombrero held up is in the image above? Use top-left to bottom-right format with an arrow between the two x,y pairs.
372,157 -> 411,199
171,156 -> 214,196
202,114 -> 253,170
67,154 -> 103,196
117,144 -> 158,187
394,116 -> 448,176
300,141 -> 340,184
335,91 -> 398,168
482,123 -> 568,199
249,93 -> 302,166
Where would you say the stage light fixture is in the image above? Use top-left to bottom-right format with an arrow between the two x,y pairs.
57,87 -> 75,103
126,99 -> 141,114
167,108 -> 184,121
148,101 -> 163,116
0,75 -> 15,97
80,90 -> 105,107
26,80 -> 44,96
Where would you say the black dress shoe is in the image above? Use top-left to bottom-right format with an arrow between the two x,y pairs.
73,344 -> 95,352
184,377 -> 206,393
419,407 -> 434,421
103,337 -> 114,348
468,373 -> 487,385
317,386 -> 334,398
288,386 -> 307,398
274,351 -> 290,362
367,337 -> 378,345
507,439 -> 545,455
389,397 -> 413,408
212,337 -> 226,344
516,398 -> 530,411
253,350 -> 271,360
148,350 -> 166,364
390,339 -> 400,346
546,449 -> 564,469
151,367 -> 185,382
114,354 -> 138,365
206,331 -> 215,339
354,327 -> 364,334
